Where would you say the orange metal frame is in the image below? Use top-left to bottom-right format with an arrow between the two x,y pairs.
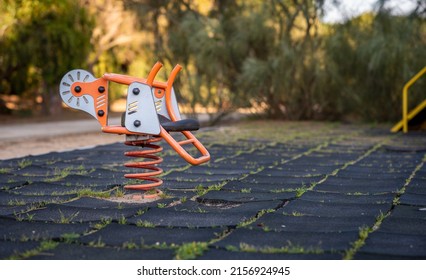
63,62 -> 210,195
99,62 -> 210,166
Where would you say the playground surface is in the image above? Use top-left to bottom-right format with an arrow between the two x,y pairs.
0,121 -> 425,260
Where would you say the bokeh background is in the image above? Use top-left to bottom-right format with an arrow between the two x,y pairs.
0,0 -> 425,124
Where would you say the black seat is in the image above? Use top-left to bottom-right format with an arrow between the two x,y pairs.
157,114 -> 200,132
121,113 -> 199,132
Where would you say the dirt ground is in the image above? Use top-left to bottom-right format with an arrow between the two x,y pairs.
0,110 -> 126,160
0,132 -> 123,160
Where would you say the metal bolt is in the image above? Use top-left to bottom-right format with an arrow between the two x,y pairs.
157,89 -> 162,94
74,86 -> 81,93
132,88 -> 140,95
97,110 -> 105,117
134,120 -> 141,127
98,86 -> 105,93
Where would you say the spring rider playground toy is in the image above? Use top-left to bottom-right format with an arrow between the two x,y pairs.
59,62 -> 210,198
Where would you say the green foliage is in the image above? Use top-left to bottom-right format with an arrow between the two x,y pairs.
135,220 -> 156,228
17,158 -> 32,169
77,188 -> 111,198
175,242 -> 208,260
1,0 -> 424,121
8,199 -> 26,206
60,233 -> 80,243
122,242 -> 139,250
88,238 -> 106,248
92,218 -> 112,230
118,215 -> 127,225
164,1 -> 425,122
0,0 -> 94,115
44,167 -> 72,182
239,242 -> 323,254
8,240 -> 58,259
57,209 -> 79,224
114,188 -> 125,198
323,11 -> 426,121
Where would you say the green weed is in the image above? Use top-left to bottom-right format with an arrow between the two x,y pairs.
92,218 -> 112,230
0,168 -> 11,174
77,188 -> 111,198
17,159 -> 32,169
61,233 -> 80,243
118,215 -> 127,225
8,240 -> 58,260
157,203 -> 167,208
14,212 -> 35,222
8,199 -> 26,206
135,220 -> 156,228
238,209 -> 274,228
123,242 -> 139,250
45,167 -> 72,182
175,242 -> 208,260
57,209 -> 79,224
114,188 -> 125,198
284,211 -> 305,217
88,238 -> 106,248
239,242 -> 323,254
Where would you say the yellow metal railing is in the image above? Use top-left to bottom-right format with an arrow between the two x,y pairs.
391,100 -> 426,133
400,66 -> 426,133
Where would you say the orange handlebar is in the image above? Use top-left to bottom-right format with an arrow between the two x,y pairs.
102,73 -> 145,85
103,62 -> 166,88
102,62 -> 181,91
165,64 -> 182,122
102,126 -> 210,165
146,62 -> 163,86
160,127 -> 210,165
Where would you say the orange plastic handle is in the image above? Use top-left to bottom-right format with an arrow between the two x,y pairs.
160,65 -> 210,165
102,126 -> 210,165
146,62 -> 163,86
160,127 -> 210,165
102,62 -> 165,88
165,64 -> 182,122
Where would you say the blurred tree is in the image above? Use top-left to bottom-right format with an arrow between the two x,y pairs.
125,0 -> 329,120
235,0 -> 326,119
81,0 -> 142,74
0,0 -> 94,115
0,0 -> 35,112
123,0 -> 227,119
80,0 -> 143,102
176,0 -> 248,120
323,6 -> 426,122
1,0 -> 425,122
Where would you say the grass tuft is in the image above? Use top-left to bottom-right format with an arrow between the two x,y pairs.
175,242 -> 208,260
17,159 -> 32,169
239,242 -> 323,254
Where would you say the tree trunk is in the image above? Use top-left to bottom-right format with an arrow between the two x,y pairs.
41,83 -> 63,116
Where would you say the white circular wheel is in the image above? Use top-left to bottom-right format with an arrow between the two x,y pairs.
59,69 -> 97,118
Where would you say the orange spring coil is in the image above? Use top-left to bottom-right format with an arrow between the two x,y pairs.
123,137 -> 164,198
